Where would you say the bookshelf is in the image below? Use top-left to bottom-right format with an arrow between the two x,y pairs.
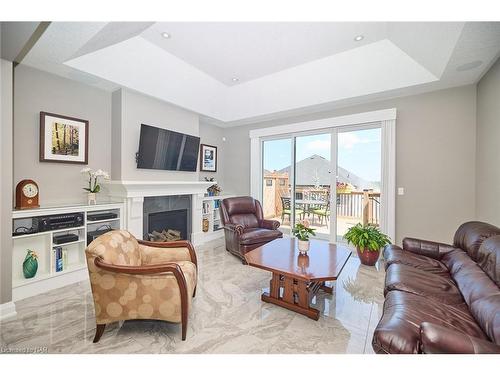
195,195 -> 234,244
11,202 -> 123,301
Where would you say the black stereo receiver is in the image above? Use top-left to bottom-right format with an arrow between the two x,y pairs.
33,212 -> 84,233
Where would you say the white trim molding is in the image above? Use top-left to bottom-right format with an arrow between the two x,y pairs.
249,108 -> 397,139
381,119 -> 397,242
0,301 -> 17,321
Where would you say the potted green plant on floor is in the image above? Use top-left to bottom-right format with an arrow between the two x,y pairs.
343,223 -> 391,266
292,220 -> 316,254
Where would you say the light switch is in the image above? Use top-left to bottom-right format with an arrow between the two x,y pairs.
398,187 -> 405,195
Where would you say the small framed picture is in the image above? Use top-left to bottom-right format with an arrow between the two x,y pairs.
200,144 -> 217,172
39,111 -> 89,164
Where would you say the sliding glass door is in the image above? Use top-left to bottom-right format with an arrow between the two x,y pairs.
261,138 -> 293,235
294,133 -> 332,240
260,124 -> 382,243
335,126 -> 382,242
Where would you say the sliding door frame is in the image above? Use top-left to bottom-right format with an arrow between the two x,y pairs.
251,108 -> 396,243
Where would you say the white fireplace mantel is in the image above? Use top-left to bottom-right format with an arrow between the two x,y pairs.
104,180 -> 214,198
103,180 -> 215,241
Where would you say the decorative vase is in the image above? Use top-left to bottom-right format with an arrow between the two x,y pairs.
298,239 -> 310,254
357,247 -> 380,266
87,192 -> 97,205
202,218 -> 209,232
22,250 -> 38,279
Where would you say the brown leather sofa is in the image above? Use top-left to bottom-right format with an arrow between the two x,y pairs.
220,196 -> 283,263
373,221 -> 500,354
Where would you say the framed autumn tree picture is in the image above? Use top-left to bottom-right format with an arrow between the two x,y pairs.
39,111 -> 89,164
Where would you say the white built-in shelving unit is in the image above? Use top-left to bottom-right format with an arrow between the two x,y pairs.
196,195 -> 234,243
12,201 -> 124,301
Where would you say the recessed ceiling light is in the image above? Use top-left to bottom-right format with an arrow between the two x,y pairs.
456,60 -> 483,72
161,32 -> 171,39
354,35 -> 364,42
232,77 -> 239,82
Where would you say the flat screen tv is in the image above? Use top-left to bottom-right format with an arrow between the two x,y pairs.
136,124 -> 200,172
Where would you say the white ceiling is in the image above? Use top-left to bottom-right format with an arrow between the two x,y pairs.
142,22 -> 389,85
17,22 -> 500,126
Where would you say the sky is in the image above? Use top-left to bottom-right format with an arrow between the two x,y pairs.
263,128 -> 381,182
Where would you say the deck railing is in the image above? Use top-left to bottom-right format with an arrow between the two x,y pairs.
337,190 -> 380,226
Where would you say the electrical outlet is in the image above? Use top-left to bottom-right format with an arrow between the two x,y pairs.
398,187 -> 405,195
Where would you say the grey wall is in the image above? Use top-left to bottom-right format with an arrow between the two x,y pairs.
14,65 -> 112,205
113,88 -> 200,181
224,85 -> 477,245
1,58 -> 13,304
199,121 -> 226,190
476,57 -> 500,226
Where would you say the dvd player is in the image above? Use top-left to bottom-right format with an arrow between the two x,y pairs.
53,233 -> 80,244
87,212 -> 118,222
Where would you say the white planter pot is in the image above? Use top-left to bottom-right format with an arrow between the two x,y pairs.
87,192 -> 97,205
298,239 -> 310,253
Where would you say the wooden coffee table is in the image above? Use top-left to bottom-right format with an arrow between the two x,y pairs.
245,237 -> 351,320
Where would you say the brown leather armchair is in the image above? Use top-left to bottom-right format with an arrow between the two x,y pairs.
220,196 -> 283,263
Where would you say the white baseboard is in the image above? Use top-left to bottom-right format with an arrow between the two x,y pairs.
0,301 -> 17,321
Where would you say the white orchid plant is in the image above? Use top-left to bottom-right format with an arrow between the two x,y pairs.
81,168 -> 110,193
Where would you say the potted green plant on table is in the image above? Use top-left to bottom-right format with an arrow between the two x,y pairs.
292,220 -> 316,254
343,223 -> 391,266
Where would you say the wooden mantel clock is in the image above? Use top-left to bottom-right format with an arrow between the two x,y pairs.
15,179 -> 40,209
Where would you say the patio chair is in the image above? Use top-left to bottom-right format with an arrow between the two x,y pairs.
312,200 -> 330,228
281,196 -> 304,223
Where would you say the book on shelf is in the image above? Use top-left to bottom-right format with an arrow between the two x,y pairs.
51,246 -> 68,273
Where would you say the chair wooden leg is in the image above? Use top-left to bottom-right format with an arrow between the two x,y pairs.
93,324 -> 106,343
181,316 -> 187,341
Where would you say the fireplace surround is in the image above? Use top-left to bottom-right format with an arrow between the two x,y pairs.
143,195 -> 191,240
104,180 -> 214,244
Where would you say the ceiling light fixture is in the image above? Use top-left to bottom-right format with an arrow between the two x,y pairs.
232,77 -> 239,82
161,32 -> 171,39
354,35 -> 364,42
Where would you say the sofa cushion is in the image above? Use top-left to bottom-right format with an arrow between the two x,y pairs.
372,291 -> 488,354
453,221 -> 500,262
384,246 -> 449,275
470,294 -> 500,345
384,264 -> 465,306
477,235 -> 500,287
239,228 -> 282,245
442,249 -> 499,307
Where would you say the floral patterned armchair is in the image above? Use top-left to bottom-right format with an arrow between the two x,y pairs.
85,230 -> 197,342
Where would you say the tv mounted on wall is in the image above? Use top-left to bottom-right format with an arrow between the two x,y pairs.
136,124 -> 200,172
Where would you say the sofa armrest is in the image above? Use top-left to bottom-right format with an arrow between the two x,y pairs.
224,223 -> 244,235
420,322 -> 500,354
403,238 -> 456,259
259,219 -> 280,230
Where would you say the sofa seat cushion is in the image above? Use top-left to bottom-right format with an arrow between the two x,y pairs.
239,228 -> 282,245
385,264 -> 465,306
372,291 -> 488,354
384,246 -> 449,275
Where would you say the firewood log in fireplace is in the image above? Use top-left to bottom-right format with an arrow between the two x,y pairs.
148,229 -> 182,242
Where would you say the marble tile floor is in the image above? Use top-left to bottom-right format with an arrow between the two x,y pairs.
0,238 -> 386,354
